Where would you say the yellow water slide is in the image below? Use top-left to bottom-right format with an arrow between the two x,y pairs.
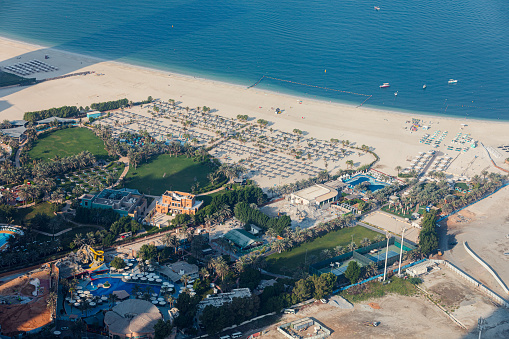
88,247 -> 105,270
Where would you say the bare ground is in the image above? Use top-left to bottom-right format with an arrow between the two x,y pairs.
261,295 -> 466,339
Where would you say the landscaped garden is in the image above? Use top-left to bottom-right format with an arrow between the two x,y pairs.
124,154 -> 215,195
27,128 -> 110,161
266,225 -> 380,275
381,205 -> 414,219
55,162 -> 125,196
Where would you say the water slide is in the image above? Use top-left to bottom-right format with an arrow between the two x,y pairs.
88,247 -> 105,271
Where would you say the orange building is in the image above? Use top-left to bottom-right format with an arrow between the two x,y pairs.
155,191 -> 203,215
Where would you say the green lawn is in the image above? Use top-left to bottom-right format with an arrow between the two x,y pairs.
124,154 -> 214,195
266,225 -> 380,275
14,202 -> 55,224
340,276 -> 418,303
28,128 -> 110,162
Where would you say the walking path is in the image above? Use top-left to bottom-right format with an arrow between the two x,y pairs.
107,156 -> 129,189
196,186 -> 225,196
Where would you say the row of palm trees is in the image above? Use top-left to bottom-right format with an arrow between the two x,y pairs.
267,170 -> 331,196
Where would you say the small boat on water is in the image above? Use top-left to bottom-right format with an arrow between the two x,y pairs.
374,6 -> 380,10
448,79 -> 458,84
394,91 -> 398,96
423,84 -> 427,89
379,83 -> 390,88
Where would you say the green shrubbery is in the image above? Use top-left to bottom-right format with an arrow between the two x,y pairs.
24,106 -> 80,122
418,211 -> 439,256
91,98 -> 129,112
234,201 -> 291,235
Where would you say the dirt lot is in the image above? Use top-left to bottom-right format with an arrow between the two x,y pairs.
259,263 -> 509,339
0,267 -> 52,335
261,294 -> 466,338
420,264 -> 509,338
442,185 -> 509,298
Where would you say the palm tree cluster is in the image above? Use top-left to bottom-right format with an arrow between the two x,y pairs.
0,231 -> 63,268
267,170 -> 331,196
270,214 -> 356,254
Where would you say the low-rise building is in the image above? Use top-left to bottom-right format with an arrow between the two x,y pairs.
198,288 -> 252,311
158,261 -> 199,282
104,299 -> 162,339
0,126 -> 27,143
155,190 -> 203,215
290,184 -> 339,206
224,229 -> 263,250
79,188 -> 148,219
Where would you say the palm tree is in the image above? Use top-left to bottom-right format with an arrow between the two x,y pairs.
199,267 -> 210,279
346,160 -> 354,169
395,166 -> 402,176
108,293 -> 120,308
181,274 -> 191,287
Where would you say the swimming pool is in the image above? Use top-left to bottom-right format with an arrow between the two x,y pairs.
344,174 -> 388,192
0,228 -> 24,249
88,277 -> 162,297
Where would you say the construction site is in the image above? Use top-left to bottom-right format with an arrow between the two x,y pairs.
0,265 -> 54,336
258,261 -> 509,338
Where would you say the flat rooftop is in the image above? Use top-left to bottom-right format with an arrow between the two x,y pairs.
293,184 -> 338,203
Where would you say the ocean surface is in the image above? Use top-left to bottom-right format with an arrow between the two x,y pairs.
1,0 -> 508,120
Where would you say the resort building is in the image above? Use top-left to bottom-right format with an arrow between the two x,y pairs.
79,188 -> 148,220
35,116 -> 77,126
0,126 -> 27,143
158,261 -> 199,282
198,288 -> 251,311
104,299 -> 162,339
155,191 -> 203,215
87,111 -> 103,119
224,229 -> 263,250
289,184 -> 339,206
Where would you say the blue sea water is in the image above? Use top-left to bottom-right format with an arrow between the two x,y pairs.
1,0 -> 508,120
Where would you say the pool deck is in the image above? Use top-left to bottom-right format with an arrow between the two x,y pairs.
60,269 -> 182,321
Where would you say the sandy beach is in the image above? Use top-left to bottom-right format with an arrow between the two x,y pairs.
1,36 -> 508,177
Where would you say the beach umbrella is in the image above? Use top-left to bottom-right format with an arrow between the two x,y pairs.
74,302 -> 80,307
158,297 -> 165,301
152,300 -> 159,304
159,301 -> 166,306
101,296 -> 108,301
89,302 -> 96,306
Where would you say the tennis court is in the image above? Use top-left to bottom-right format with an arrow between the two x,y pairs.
365,244 -> 403,263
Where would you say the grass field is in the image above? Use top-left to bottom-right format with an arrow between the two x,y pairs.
28,128 -> 110,162
125,154 -> 214,195
14,202 -> 55,225
340,277 -> 419,303
266,225 -> 380,275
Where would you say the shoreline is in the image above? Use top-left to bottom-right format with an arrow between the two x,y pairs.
1,34 -> 506,124
1,35 -> 509,178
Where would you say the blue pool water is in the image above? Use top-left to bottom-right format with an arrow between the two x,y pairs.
344,174 -> 388,192
0,232 -> 13,248
88,277 -> 162,297
1,0 -> 508,120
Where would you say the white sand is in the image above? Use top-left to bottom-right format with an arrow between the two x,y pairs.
1,36 -> 508,176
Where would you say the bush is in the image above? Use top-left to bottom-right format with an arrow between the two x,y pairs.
90,98 -> 128,112
110,256 -> 126,270
24,106 -> 80,122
